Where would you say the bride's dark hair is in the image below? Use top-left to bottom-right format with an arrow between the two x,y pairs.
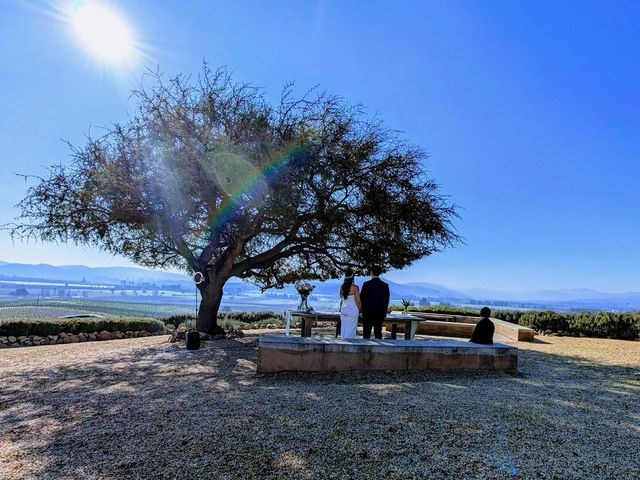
340,268 -> 355,299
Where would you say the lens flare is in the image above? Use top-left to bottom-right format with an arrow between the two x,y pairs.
199,139 -> 310,238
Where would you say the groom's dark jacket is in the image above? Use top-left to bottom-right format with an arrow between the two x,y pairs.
360,277 -> 390,317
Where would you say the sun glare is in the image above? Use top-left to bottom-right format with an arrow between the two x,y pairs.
71,1 -> 135,63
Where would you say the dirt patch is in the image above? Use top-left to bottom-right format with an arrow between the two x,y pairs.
1,331 -> 639,479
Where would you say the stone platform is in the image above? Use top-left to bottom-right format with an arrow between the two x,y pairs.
257,335 -> 518,373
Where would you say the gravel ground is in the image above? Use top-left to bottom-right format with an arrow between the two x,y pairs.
1,330 -> 639,479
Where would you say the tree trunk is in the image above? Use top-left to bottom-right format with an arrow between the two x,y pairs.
196,280 -> 226,335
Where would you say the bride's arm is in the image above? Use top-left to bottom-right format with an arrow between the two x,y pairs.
354,286 -> 362,310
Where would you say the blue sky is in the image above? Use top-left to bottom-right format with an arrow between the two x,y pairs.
1,0 -> 639,292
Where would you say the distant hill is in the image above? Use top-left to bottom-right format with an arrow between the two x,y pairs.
307,277 -> 466,299
0,261 -> 190,285
0,261 -> 466,300
403,281 -> 467,298
461,286 -> 640,303
1,260 -> 639,309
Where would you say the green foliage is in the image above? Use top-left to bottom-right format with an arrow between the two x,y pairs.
6,301 -> 638,341
219,311 -> 281,324
0,317 -> 164,337
516,311 -> 571,331
178,319 -> 196,330
568,312 -> 640,340
218,311 -> 285,329
164,311 -> 284,330
163,314 -> 195,328
496,310 -> 640,340
492,311 -> 525,324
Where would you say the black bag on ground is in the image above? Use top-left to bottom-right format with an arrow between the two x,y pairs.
185,330 -> 201,350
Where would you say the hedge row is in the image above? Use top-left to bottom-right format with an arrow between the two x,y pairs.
220,311 -> 282,324
492,310 -> 640,340
0,317 -> 165,337
169,307 -> 640,340
162,311 -> 283,329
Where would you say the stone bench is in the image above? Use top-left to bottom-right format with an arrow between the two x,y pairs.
387,319 -> 477,338
257,335 -> 518,373
390,313 -> 535,342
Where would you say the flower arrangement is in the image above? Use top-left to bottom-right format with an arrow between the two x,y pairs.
401,299 -> 414,314
295,282 -> 315,296
295,282 -> 315,312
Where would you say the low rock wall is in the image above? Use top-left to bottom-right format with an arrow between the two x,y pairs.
0,330 -> 168,348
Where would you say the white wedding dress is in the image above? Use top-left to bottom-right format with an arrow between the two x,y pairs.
340,294 -> 359,339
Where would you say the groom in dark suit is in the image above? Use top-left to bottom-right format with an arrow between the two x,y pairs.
360,265 -> 390,339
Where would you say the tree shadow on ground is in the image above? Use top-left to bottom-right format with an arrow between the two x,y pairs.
1,335 -> 639,479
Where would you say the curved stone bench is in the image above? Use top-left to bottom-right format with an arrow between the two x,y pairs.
388,313 -> 535,342
257,335 -> 518,373
387,319 -> 477,338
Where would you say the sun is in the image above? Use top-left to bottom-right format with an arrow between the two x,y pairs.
71,1 -> 135,63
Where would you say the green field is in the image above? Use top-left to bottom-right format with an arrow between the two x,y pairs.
0,300 -> 193,320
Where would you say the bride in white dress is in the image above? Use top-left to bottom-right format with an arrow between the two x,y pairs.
339,268 -> 361,339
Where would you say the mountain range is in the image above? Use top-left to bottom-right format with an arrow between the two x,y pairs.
1,260 -> 639,309
0,261 -> 190,284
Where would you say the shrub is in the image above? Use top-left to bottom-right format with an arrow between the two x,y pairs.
161,311 -> 284,330
567,312 -> 640,340
494,310 -> 640,340
163,314 -> 194,328
0,317 -> 164,337
492,311 -> 525,325
516,311 -> 572,332
219,311 -> 282,324
178,319 -> 196,330
218,311 -> 284,329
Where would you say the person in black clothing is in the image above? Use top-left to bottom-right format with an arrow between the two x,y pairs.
359,265 -> 390,339
470,307 -> 495,344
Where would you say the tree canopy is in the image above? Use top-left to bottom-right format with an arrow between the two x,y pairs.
11,65 -> 458,332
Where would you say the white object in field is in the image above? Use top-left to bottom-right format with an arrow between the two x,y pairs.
193,271 -> 205,285
284,310 -> 292,336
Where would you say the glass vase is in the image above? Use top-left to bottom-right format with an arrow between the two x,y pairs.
297,293 -> 312,312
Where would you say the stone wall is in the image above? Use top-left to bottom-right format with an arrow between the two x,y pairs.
0,330 -> 169,348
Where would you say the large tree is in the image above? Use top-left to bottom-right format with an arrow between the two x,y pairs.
11,65 -> 458,334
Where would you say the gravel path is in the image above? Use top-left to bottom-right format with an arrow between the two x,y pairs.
1,331 -> 639,479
